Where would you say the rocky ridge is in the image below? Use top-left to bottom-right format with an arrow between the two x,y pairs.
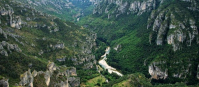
17,61 -> 80,87
93,0 -> 163,18
15,0 -> 99,21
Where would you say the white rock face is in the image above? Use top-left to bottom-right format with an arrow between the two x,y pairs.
19,69 -> 34,87
147,4 -> 199,51
0,40 -> 22,56
47,62 -> 57,73
45,71 -> 51,86
17,61 -> 80,86
0,5 -> 22,29
93,0 -> 160,17
149,62 -> 168,80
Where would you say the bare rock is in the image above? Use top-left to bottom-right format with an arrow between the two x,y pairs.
19,69 -> 34,87
0,79 -> 9,87
149,62 -> 168,80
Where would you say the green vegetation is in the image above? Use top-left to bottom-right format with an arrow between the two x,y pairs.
34,74 -> 47,87
1,0 -> 199,86
0,0 -> 95,86
15,0 -> 94,21
79,0 -> 199,86
77,69 -> 100,83
84,75 -> 106,86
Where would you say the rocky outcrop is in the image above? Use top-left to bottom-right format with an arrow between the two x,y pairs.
148,62 -> 168,80
10,15 -> 22,29
93,0 -> 162,18
0,50 -> 8,56
45,71 -> 51,86
68,77 -> 80,87
114,44 -> 121,51
54,80 -> 68,87
147,1 -> 199,51
0,41 -> 22,56
66,67 -> 77,76
16,0 -> 97,21
19,69 -> 34,87
18,61 -> 80,87
0,4 -> 22,29
0,78 -> 9,87
129,0 -> 157,15
47,61 -> 57,73
54,43 -> 65,49
149,59 -> 195,80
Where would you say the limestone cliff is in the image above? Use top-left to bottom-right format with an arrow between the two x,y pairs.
18,62 -> 80,87
15,0 -> 97,21
145,0 -> 199,81
148,0 -> 199,51
93,0 -> 163,18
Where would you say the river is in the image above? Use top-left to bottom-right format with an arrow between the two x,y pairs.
98,47 -> 123,76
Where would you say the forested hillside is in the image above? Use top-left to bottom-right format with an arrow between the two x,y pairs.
14,0 -> 98,21
79,0 -> 199,86
0,0 -> 98,86
1,0 -> 199,87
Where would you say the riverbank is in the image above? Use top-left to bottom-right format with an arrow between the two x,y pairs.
98,47 -> 123,76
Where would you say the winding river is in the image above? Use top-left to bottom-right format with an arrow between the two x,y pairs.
98,47 -> 123,76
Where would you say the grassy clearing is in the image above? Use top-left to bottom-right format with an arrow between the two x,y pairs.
113,79 -> 131,87
84,75 -> 106,87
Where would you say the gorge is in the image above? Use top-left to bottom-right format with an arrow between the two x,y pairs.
0,0 -> 199,86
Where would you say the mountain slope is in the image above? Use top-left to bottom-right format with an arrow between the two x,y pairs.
0,0 -> 97,86
1,0 -> 199,86
14,0 -> 98,21
79,0 -> 199,85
